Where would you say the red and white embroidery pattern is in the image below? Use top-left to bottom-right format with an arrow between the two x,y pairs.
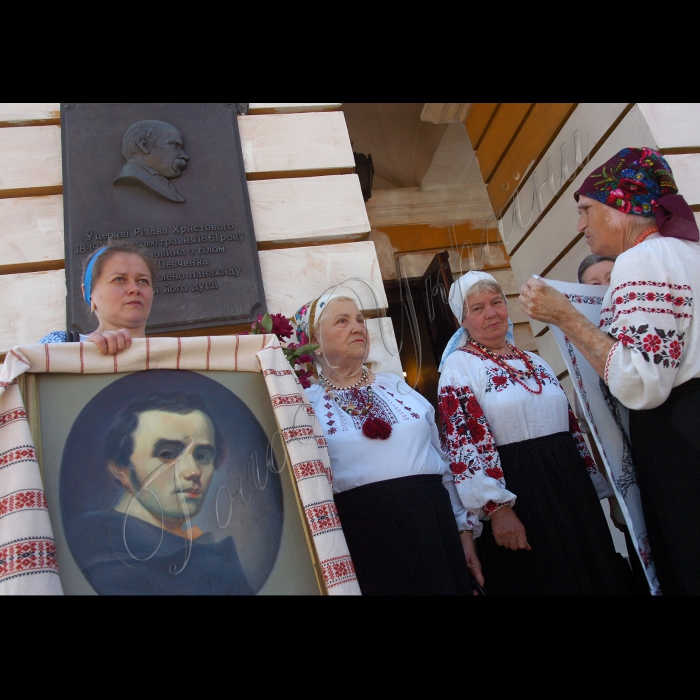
600,280 -> 692,371
0,408 -> 27,430
0,445 -> 38,472
321,554 -> 356,588
0,537 -> 58,584
438,383 -> 507,516
0,490 -> 47,520
304,499 -> 343,536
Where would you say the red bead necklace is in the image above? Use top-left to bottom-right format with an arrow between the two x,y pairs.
633,224 -> 658,247
468,339 -> 543,395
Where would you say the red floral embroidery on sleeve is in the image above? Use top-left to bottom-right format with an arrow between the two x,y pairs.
438,384 -> 510,510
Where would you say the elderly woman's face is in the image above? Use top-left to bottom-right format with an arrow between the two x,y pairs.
577,195 -> 631,256
315,299 -> 369,367
462,289 -> 509,348
581,259 -> 614,286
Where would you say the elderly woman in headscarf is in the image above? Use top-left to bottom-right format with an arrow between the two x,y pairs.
520,147 -> 700,595
292,291 -> 483,595
438,270 -> 628,595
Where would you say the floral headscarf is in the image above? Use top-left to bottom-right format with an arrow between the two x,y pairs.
292,293 -> 345,347
575,147 -> 699,241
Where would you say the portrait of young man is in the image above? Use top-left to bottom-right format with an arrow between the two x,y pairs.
67,391 -> 254,595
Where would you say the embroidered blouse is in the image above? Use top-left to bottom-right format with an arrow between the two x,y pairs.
305,372 -> 479,532
438,348 -> 611,535
38,331 -> 89,343
601,233 -> 700,410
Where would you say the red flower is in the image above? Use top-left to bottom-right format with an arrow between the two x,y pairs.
271,313 -> 294,339
467,418 -> 485,443
492,375 -> 508,387
642,334 -> 661,353
297,368 -> 314,389
646,292 -> 656,301
451,461 -> 467,475
440,393 -> 460,417
484,466 -> 503,480
618,333 -> 634,346
673,297 -> 686,306
615,296 -> 624,305
628,292 -> 637,300
466,395 -> 484,419
619,177 -> 647,194
669,340 -> 682,360
665,293 -> 674,303
607,189 -> 632,212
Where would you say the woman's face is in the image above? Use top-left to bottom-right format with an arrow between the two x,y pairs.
581,260 -> 614,286
462,289 -> 509,348
87,252 -> 153,331
577,195 -> 631,256
315,298 -> 369,371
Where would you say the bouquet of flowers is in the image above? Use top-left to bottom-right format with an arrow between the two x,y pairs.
246,312 -> 319,388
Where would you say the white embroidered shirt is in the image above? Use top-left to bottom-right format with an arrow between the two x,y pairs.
601,233 -> 700,409
438,348 -> 611,535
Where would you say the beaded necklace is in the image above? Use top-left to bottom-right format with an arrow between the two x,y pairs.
468,339 -> 543,395
633,224 -> 658,247
319,368 -> 393,439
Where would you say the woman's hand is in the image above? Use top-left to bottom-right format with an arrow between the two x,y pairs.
460,530 -> 484,595
519,277 -> 575,326
490,505 -> 531,550
88,328 -> 133,355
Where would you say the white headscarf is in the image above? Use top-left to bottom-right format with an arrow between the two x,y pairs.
439,270 -> 515,372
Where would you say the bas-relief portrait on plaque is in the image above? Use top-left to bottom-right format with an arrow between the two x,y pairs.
60,103 -> 266,335
38,370 -> 321,595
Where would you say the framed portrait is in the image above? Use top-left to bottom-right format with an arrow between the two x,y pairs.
0,337 -> 359,595
34,368 -> 322,595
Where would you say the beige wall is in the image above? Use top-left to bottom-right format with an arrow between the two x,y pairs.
0,103 -> 403,375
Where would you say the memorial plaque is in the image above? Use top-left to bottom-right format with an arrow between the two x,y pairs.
61,103 -> 266,334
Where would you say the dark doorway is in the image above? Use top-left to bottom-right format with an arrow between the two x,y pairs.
384,252 -> 458,415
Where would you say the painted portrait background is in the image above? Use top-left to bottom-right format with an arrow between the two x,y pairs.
58,369 -> 284,594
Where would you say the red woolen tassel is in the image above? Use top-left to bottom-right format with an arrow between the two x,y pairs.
362,414 -> 392,440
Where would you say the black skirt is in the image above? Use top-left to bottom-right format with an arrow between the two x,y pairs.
334,474 -> 472,596
629,378 -> 700,595
478,431 -> 630,595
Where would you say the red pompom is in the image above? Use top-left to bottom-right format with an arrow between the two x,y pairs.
362,415 -> 392,440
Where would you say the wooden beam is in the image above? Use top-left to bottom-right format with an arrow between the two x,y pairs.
486,103 -> 577,215
0,103 -> 60,127
248,103 -> 341,114
0,125 -> 62,196
475,103 -> 533,183
500,103 -> 630,255
365,184 -> 494,228
258,241 -> 386,318
638,103 -> 700,151
0,270 -> 66,353
238,111 -> 355,179
465,103 -> 499,149
507,105 -> 657,291
665,154 -> 700,205
0,195 -> 64,268
249,174 -> 370,247
375,221 -> 501,255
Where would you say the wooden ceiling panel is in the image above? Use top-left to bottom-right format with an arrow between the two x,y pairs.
465,103 -> 499,149
487,103 -> 576,215
475,103 -> 533,184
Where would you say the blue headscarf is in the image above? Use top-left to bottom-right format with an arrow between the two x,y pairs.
83,246 -> 109,306
438,270 -> 514,372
